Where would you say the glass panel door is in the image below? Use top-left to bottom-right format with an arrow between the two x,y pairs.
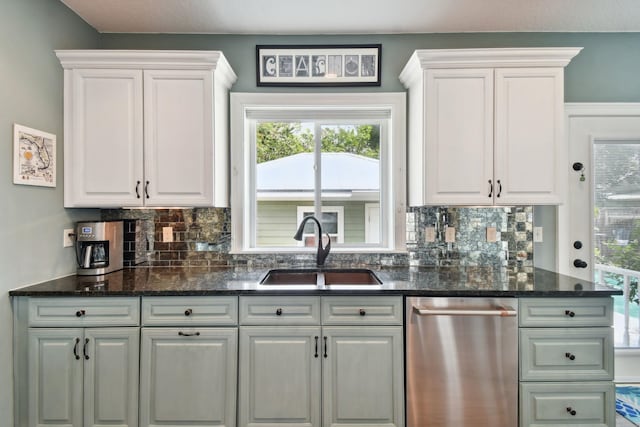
593,142 -> 640,347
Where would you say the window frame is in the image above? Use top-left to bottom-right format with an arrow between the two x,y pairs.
230,92 -> 406,254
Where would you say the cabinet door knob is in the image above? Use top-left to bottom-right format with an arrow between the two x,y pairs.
496,179 -> 502,198
83,338 -> 90,360
276,308 -> 283,316
135,181 -> 141,199
184,308 -> 193,316
566,407 -> 577,416
573,259 -> 588,268
359,309 -> 366,316
145,181 -> 150,199
76,310 -> 86,317
565,352 -> 576,361
488,180 -> 493,198
565,310 -> 576,317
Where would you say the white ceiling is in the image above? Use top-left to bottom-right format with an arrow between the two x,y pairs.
61,0 -> 640,34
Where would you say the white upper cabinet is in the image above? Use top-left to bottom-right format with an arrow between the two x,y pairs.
57,50 -> 237,208
399,48 -> 581,206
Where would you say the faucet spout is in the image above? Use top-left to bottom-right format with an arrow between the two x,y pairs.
294,215 -> 331,267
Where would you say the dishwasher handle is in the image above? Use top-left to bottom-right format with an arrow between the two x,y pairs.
413,306 -> 517,317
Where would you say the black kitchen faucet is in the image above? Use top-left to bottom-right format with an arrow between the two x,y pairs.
293,215 -> 331,267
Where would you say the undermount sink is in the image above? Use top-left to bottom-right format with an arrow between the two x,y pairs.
322,270 -> 382,285
260,269 -> 382,287
260,270 -> 318,285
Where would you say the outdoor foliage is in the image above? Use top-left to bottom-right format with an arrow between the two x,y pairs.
598,219 -> 640,305
593,144 -> 640,305
256,122 -> 380,163
256,122 -> 313,163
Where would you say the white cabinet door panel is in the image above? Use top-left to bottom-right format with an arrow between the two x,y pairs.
424,68 -> 494,205
143,69 -> 214,206
66,68 -> 143,207
494,68 -> 565,204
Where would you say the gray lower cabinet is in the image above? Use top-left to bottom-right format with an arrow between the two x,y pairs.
139,296 -> 238,427
238,326 -> 322,427
519,297 -> 615,427
12,297 -> 141,427
139,327 -> 238,427
27,327 -> 139,427
237,296 -> 404,427
322,326 -> 404,427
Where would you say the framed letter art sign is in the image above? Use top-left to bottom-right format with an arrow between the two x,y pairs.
256,44 -> 381,87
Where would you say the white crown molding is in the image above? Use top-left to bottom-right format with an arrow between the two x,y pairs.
55,50 -> 237,86
400,47 -> 582,87
565,102 -> 640,117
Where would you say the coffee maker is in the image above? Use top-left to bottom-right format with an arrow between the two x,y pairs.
75,221 -> 123,276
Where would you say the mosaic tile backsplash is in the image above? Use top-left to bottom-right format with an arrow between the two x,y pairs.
407,206 -> 533,276
102,206 -> 533,273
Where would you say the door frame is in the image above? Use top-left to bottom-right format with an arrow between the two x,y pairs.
561,103 -> 640,378
560,103 -> 640,278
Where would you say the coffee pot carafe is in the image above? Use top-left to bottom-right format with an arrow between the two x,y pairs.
75,221 -> 123,276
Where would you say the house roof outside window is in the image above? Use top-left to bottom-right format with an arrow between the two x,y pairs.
256,152 -> 380,200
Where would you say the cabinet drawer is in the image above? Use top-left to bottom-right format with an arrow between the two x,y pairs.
321,296 -> 403,325
520,328 -> 613,381
28,297 -> 140,327
519,298 -> 613,327
239,296 -> 320,325
142,296 -> 237,326
520,382 -> 615,427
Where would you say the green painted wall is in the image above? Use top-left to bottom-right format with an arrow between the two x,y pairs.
100,32 -> 640,101
0,1 -> 99,425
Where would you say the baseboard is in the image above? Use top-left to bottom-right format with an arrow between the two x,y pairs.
616,348 -> 640,383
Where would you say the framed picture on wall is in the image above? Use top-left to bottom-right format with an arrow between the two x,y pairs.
256,44 -> 381,87
13,123 -> 56,187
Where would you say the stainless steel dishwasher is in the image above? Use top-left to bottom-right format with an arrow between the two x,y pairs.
406,297 -> 518,427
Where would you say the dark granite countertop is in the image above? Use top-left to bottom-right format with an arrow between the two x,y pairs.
9,266 -> 621,297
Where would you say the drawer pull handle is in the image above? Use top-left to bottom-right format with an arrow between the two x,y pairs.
83,338 -> 90,360
184,309 -> 193,316
565,352 -> 576,361
276,308 -> 283,316
135,180 -> 141,199
324,336 -> 328,358
76,310 -> 86,317
178,331 -> 200,337
359,309 -> 366,316
565,310 -> 575,317
566,407 -> 577,416
73,337 -> 81,360
314,336 -> 319,358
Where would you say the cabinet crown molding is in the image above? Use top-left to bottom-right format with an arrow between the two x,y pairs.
56,49 -> 237,86
399,47 -> 582,87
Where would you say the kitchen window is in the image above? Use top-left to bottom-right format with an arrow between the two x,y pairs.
230,93 -> 406,253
